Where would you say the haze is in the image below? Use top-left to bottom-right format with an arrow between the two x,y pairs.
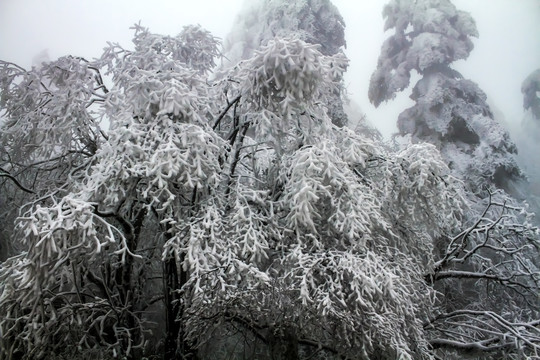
0,0 -> 538,138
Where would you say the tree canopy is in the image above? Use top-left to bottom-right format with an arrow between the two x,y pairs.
220,0 -> 349,128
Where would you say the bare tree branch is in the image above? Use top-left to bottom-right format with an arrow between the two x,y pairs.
0,167 -> 35,194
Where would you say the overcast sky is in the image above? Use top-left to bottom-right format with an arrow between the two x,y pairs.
1,0 -> 539,138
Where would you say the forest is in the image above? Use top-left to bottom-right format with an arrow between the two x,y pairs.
0,0 -> 539,359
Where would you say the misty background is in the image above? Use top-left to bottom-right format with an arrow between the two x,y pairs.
1,0 -> 538,140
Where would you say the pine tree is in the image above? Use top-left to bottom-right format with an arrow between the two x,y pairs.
522,68 -> 540,122
369,0 -> 522,194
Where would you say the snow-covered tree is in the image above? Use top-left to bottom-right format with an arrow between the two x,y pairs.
222,0 -> 345,63
0,55 -> 109,260
220,0 -> 350,128
517,69 -> 540,222
1,19 -> 539,360
369,0 -> 522,194
0,24 -> 222,360
368,1 -> 540,358
427,188 -> 540,359
522,68 -> 540,123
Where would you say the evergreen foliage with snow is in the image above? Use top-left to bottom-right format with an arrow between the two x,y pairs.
369,0 -> 522,194
522,68 -> 540,122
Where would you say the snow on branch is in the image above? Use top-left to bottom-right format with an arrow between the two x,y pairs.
428,189 -> 540,357
428,309 -> 540,356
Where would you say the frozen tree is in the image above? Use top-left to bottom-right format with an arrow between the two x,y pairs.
369,0 -> 522,194
1,21 -> 539,360
0,24 -> 222,359
520,69 -> 540,180
0,55 -> 109,259
222,0 -> 345,63
522,68 -> 540,122
398,71 -> 522,193
220,0 -> 350,127
517,69 -> 540,223
368,1 -> 540,358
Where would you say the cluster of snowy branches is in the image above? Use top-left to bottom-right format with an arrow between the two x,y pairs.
221,0 -> 345,66
221,0 -> 349,127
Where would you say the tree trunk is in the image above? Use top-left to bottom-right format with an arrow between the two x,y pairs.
114,208 -> 146,359
163,256 -> 180,360
163,251 -> 198,359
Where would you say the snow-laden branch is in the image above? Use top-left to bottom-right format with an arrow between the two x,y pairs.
428,309 -> 540,355
428,189 -> 540,357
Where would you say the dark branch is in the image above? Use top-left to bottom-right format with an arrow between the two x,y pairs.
213,95 -> 241,130
0,167 -> 35,194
